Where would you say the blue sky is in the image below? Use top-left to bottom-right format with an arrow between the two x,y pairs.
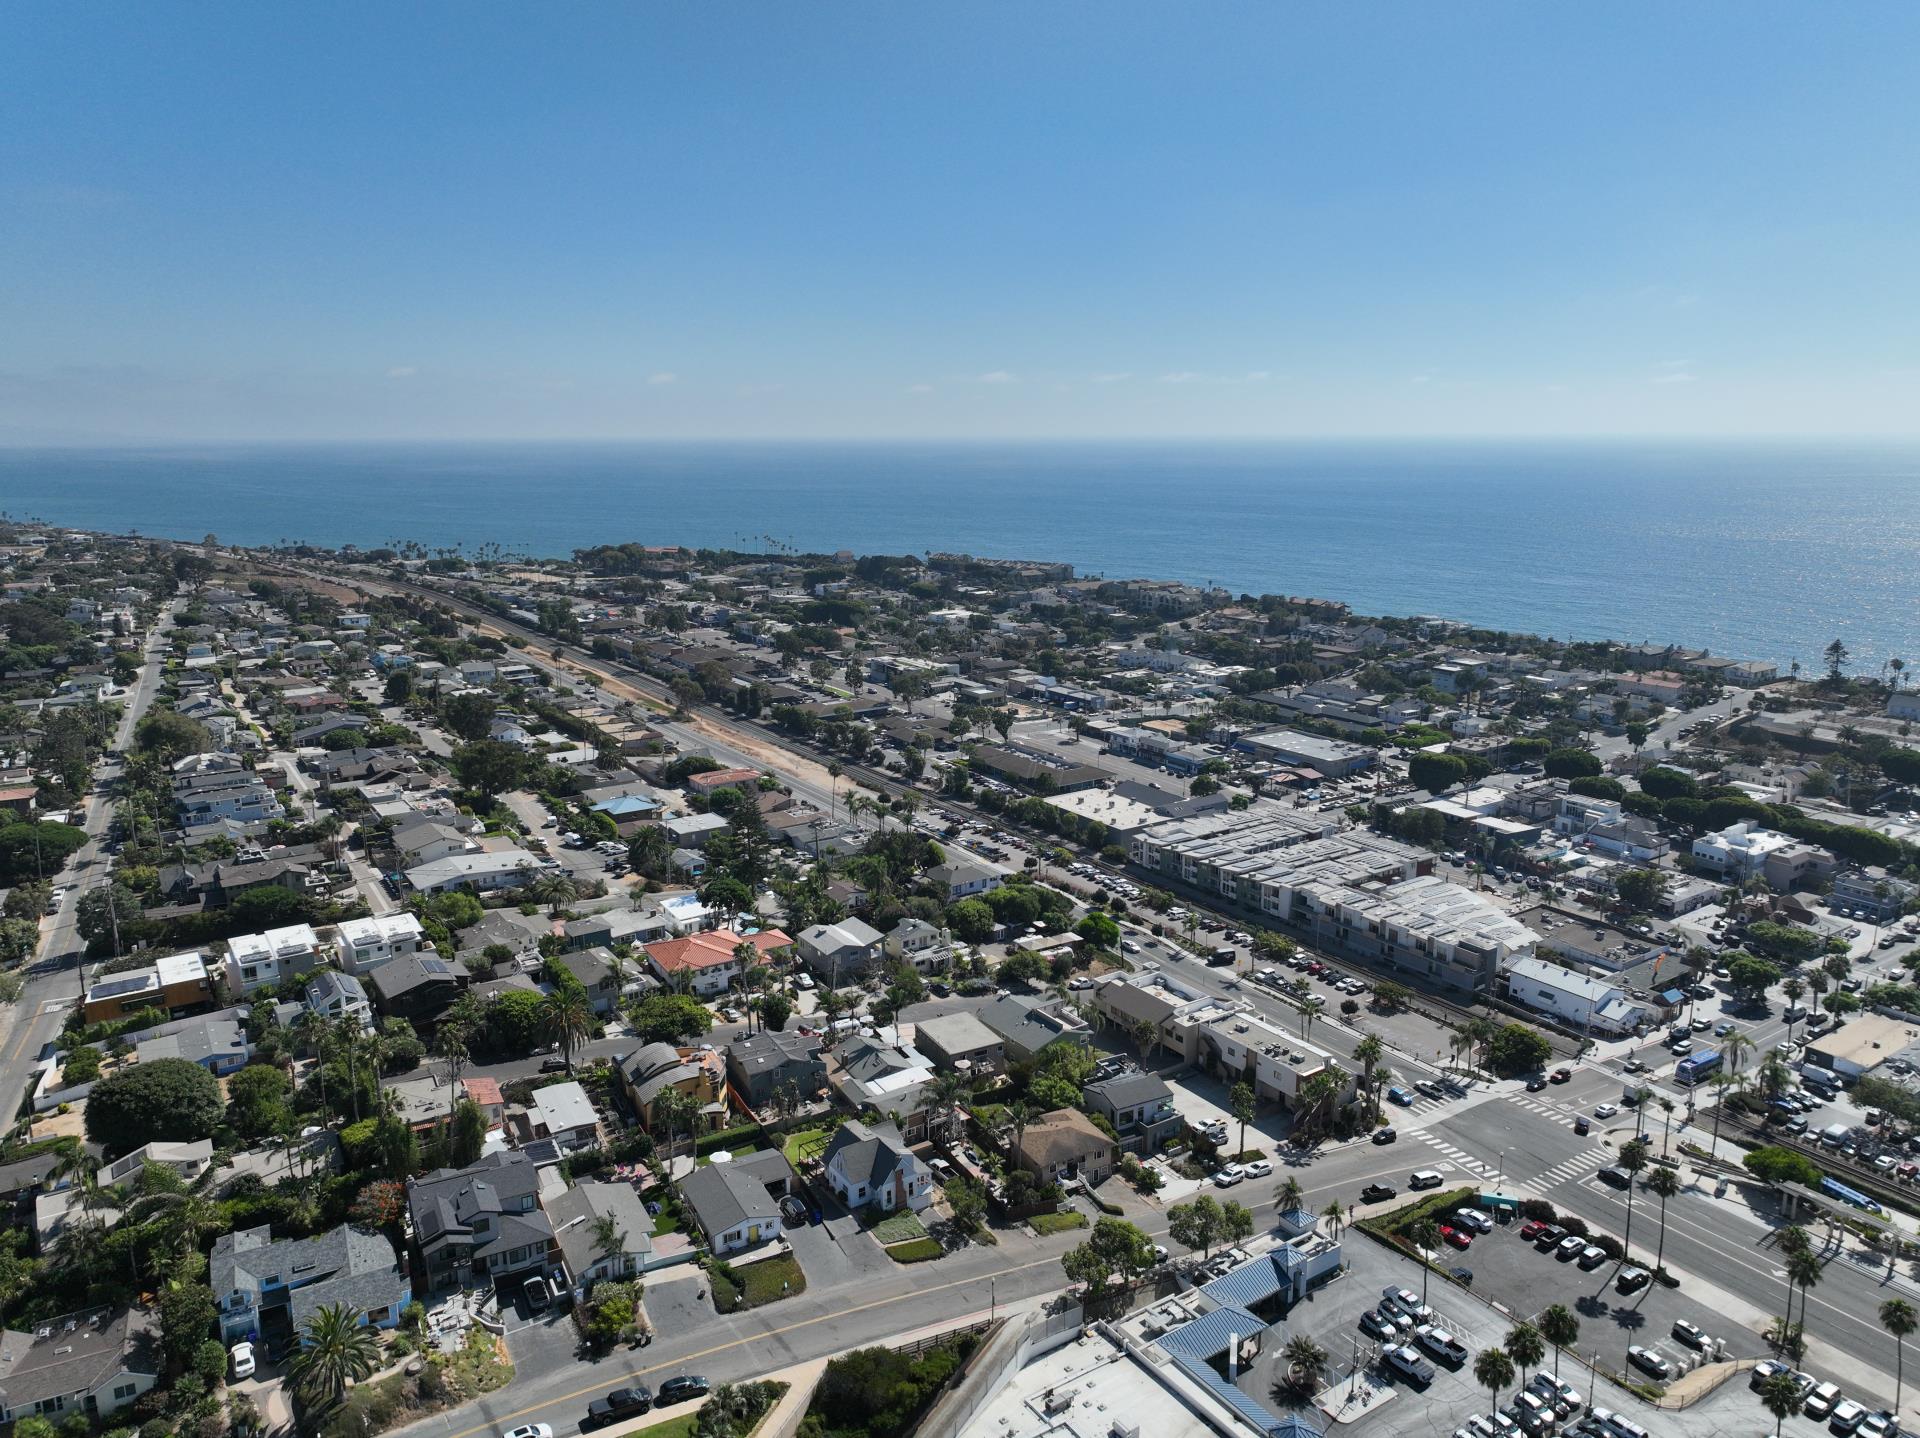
3,3 -> 1918,440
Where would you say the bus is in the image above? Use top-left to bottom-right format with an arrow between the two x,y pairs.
1675,1048 -> 1722,1086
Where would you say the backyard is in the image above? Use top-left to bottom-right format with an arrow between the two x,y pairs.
782,1124 -> 834,1167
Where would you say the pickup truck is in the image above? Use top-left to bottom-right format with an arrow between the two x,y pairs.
1383,1345 -> 1435,1386
583,1388 -> 653,1430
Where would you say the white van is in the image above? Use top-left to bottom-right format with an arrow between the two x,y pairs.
1409,1170 -> 1445,1190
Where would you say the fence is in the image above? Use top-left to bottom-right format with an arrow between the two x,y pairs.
909,1312 -> 1075,1438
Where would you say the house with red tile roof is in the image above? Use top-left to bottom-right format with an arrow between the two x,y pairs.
644,927 -> 792,997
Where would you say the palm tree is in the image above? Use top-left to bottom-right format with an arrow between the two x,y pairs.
589,1213 -> 629,1280
1758,1370 -> 1802,1437
1882,1298 -> 1918,1414
529,871 -> 578,916
1708,1072 -> 1737,1149
1644,1164 -> 1681,1281
1281,1335 -> 1328,1396
1474,1347 -> 1515,1416
542,986 -> 595,1076
288,1303 -> 381,1417
1352,1033 -> 1386,1121
1299,997 -> 1325,1040
1229,1083 -> 1256,1159
1132,1019 -> 1159,1063
928,1070 -> 971,1146
1721,1029 -> 1754,1080
826,760 -> 843,821
1505,1323 -> 1544,1387
1320,1198 -> 1345,1240
1539,1304 -> 1579,1378
1410,1219 -> 1442,1306
1617,1137 -> 1650,1265
1789,1248 -> 1823,1349
1279,1176 -> 1306,1215
1007,1100 -> 1036,1159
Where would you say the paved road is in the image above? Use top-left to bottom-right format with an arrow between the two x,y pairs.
1591,689 -> 1753,764
0,609 -> 175,1115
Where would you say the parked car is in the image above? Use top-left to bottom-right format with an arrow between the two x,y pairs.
1212,1164 -> 1245,1188
656,1377 -> 710,1406
1439,1224 -> 1473,1250
1555,1234 -> 1587,1261
1450,1208 -> 1493,1235
1384,1344 -> 1435,1386
1519,1219 -> 1549,1241
584,1388 -> 653,1429
1576,1244 -> 1608,1270
1627,1346 -> 1671,1380
1244,1159 -> 1273,1178
1360,1309 -> 1400,1341
1670,1320 -> 1710,1351
503,1428 -> 553,1438
1415,1324 -> 1469,1366
229,1343 -> 256,1381
1828,1399 -> 1869,1433
1382,1286 -> 1433,1323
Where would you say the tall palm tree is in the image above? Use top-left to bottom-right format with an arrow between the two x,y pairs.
1644,1164 -> 1681,1280
1352,1034 -> 1386,1121
1776,1225 -> 1810,1344
1505,1323 -> 1544,1387
1474,1348 -> 1515,1416
1758,1370 -> 1802,1437
1617,1137 -> 1650,1265
289,1303 -> 382,1417
1655,1096 -> 1676,1155
1539,1304 -> 1579,1378
1007,1100 -> 1036,1159
1708,1072 -> 1737,1149
1410,1219 -> 1441,1306
1882,1298 -> 1918,1414
1721,1030 -> 1754,1080
927,1070 -> 971,1146
1789,1248 -> 1823,1350
1320,1198 -> 1345,1240
542,986 -> 595,1076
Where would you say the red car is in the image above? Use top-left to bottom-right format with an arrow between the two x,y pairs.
1439,1224 -> 1473,1250
1519,1219 -> 1548,1241
1549,1069 -> 1572,1084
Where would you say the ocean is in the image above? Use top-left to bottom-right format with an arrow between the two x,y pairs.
1,437 -> 1915,671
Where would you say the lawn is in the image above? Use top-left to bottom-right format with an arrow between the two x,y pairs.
711,1254 -> 808,1313
651,1206 -> 684,1237
885,1237 -> 945,1263
782,1125 -> 832,1166
1028,1210 -> 1089,1236
627,1382 -> 787,1438
868,1211 -> 928,1244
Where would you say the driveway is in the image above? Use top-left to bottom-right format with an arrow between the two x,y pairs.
642,1266 -> 719,1332
783,1211 -> 895,1287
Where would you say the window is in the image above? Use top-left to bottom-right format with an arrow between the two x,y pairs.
115,1384 -> 137,1401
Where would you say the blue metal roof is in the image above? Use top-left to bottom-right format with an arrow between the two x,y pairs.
1275,1206 -> 1317,1234
1201,1257 -> 1287,1309
1166,1351 -> 1324,1438
1157,1303 -> 1265,1359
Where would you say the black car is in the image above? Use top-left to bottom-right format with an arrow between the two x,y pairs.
538,1057 -> 568,1074
1372,1127 -> 1398,1145
1447,1266 -> 1473,1287
1360,1183 -> 1398,1204
1526,1076 -> 1547,1092
656,1376 -> 710,1406
584,1387 -> 653,1429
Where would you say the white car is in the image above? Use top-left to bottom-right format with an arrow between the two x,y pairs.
1244,1159 -> 1273,1178
503,1427 -> 554,1438
1212,1164 -> 1245,1188
1593,1103 -> 1618,1119
229,1342 -> 256,1380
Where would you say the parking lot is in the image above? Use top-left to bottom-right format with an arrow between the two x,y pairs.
1165,1068 -> 1295,1155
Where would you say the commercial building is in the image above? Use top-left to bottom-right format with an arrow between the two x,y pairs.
1194,1009 -> 1355,1111
1803,1014 -> 1915,1082
1829,870 -> 1917,922
1502,956 -> 1650,1037
1234,728 -> 1375,777
1692,822 -> 1835,890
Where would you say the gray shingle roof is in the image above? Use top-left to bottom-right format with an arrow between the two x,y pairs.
821,1119 -> 912,1191
680,1162 -> 779,1238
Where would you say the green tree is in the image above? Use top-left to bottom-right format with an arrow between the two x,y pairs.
1743,1146 -> 1823,1187
1882,1298 -> 1918,1415
439,692 -> 497,743
288,1302 -> 382,1419
1486,1023 -> 1552,1077
760,991 -> 792,1033
76,883 -> 143,953
1060,1217 -> 1157,1296
1504,1322 -> 1544,1387
1075,910 -> 1120,949
226,1062 -> 293,1140
85,1057 -> 223,1157
1613,867 -> 1666,914
631,992 -> 715,1044
1539,1304 -> 1579,1378
1281,1334 -> 1327,1396
450,739 -> 528,796
1645,1163 -> 1681,1280
542,985 -> 595,1075
1758,1370 -> 1802,1436
1473,1347 -> 1515,1414
1168,1195 -> 1227,1259
1229,1082 -> 1256,1158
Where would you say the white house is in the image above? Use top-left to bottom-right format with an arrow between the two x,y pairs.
820,1119 -> 931,1214
1502,956 -> 1649,1037
224,924 -> 322,994
404,849 -> 551,895
304,970 -> 374,1029
0,1306 -> 162,1425
333,913 -> 425,974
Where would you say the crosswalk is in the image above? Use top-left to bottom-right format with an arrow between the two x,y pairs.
1405,1093 -> 1616,1198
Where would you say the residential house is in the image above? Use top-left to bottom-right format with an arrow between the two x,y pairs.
924,860 -> 1002,902
1082,1072 -> 1182,1155
404,849 -> 550,895
644,927 -> 791,998
224,924 -> 322,995
526,1081 -> 600,1151
618,1043 -> 728,1131
1014,1108 -> 1116,1185
547,1182 -> 654,1294
210,1224 -> 409,1347
550,948 -> 622,1015
81,952 -> 213,1024
726,1030 -> 825,1111
367,953 -> 470,1029
1502,957 -> 1652,1038
0,1307 -> 161,1425
333,913 -> 426,974
796,918 -> 886,982
820,1119 -> 931,1214
407,1152 -> 555,1291
831,1034 -> 936,1141
304,970 -> 373,1029
101,1141 -> 214,1190
976,994 -> 1092,1065
911,1011 -> 1005,1076
678,1154 -> 785,1256
661,813 -> 728,849
135,1016 -> 252,1075
389,815 -> 480,869
884,917 -> 951,973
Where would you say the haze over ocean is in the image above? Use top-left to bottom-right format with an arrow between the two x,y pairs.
2,438 -> 1914,672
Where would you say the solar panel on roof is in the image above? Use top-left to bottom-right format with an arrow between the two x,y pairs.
90,975 -> 156,1000
420,959 -> 451,976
